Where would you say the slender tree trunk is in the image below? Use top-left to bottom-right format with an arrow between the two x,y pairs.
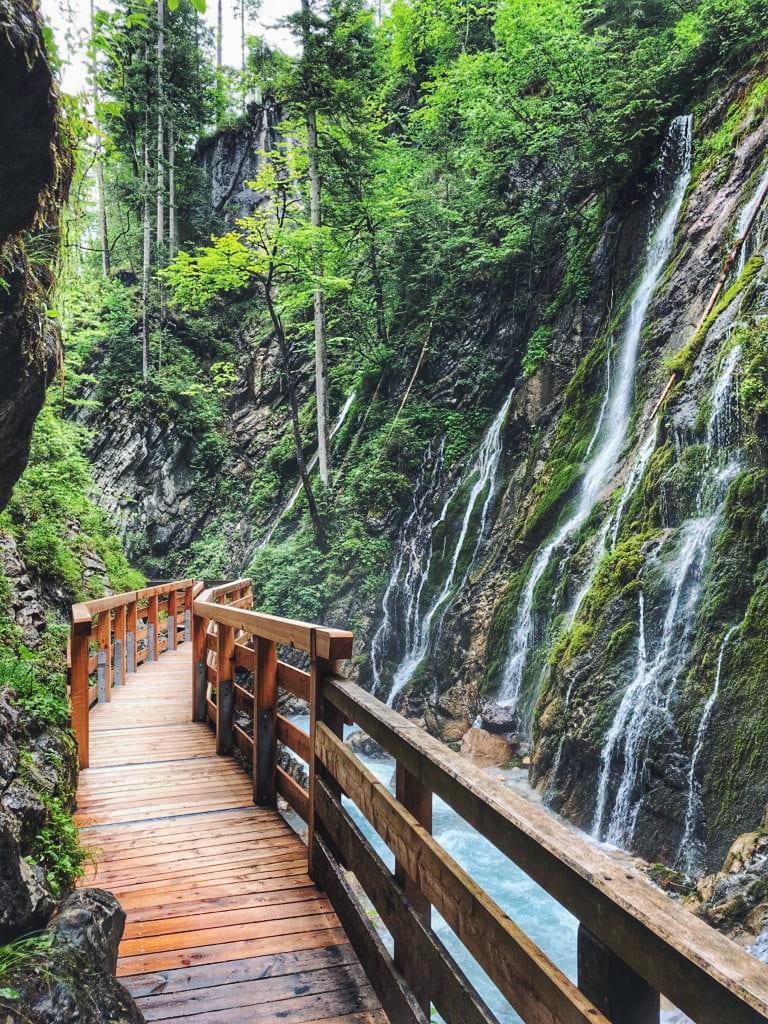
217,0 -> 223,69
302,0 -> 331,487
241,0 -> 246,108
90,0 -> 110,276
142,138 -> 151,381
168,121 -> 177,258
95,140 -> 110,277
366,218 -> 388,349
156,0 -> 165,251
264,289 -> 326,549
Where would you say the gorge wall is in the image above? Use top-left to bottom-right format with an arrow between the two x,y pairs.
0,5 -> 142,1021
74,63 -> 768,880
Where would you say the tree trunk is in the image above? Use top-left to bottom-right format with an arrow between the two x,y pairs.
264,288 -> 326,550
302,0 -> 331,488
217,0 -> 223,69
156,0 -> 165,251
168,121 -> 177,258
90,0 -> 110,276
142,138 -> 151,381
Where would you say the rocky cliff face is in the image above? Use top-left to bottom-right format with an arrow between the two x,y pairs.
72,66 -> 768,879
0,0 -> 70,510
360,69 -> 768,875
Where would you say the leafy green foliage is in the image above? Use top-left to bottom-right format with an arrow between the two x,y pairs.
0,405 -> 142,600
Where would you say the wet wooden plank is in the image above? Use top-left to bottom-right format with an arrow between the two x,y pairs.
77,645 -> 384,1024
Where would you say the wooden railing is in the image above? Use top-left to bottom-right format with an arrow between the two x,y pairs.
69,578 -> 197,767
194,580 -> 768,1024
191,578 -> 351,818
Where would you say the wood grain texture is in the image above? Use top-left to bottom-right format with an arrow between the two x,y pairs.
324,675 -> 768,1024
77,644 -> 383,1024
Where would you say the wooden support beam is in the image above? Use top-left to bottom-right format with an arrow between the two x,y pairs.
147,594 -> 159,662
192,610 -> 207,722
216,622 -> 235,756
183,583 -> 193,641
96,611 -> 112,701
578,925 -> 660,1024
396,762 -> 432,1014
126,600 -> 138,675
253,636 -> 277,807
113,603 -> 127,686
167,588 -> 177,651
308,643 -> 346,881
70,628 -> 91,769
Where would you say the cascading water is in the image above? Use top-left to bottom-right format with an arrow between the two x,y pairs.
374,390 -> 514,707
257,392 -> 356,549
498,115 -> 693,710
370,439 -> 448,700
735,161 -> 768,275
593,344 -> 743,847
677,624 -> 738,873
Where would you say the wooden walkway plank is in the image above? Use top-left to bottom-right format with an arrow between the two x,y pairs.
77,645 -> 384,1023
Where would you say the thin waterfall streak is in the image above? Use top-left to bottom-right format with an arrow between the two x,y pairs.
593,340 -> 742,847
677,625 -> 738,872
735,162 -> 768,276
499,115 -> 693,711
385,391 -> 514,706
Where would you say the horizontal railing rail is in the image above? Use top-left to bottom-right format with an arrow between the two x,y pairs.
69,578 -> 197,767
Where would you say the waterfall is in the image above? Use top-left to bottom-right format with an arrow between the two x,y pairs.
258,392 -> 356,548
373,390 -> 514,707
370,439 -> 447,699
593,344 -> 742,847
677,624 -> 738,873
498,115 -> 693,709
735,162 -> 768,275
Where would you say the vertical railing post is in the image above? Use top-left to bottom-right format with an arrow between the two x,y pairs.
147,592 -> 158,662
395,763 -> 433,1013
126,598 -> 137,675
183,584 -> 193,642
167,588 -> 177,651
192,605 -> 207,722
113,603 -> 127,686
308,634 -> 345,880
577,925 -> 660,1024
96,611 -> 112,702
216,622 -> 235,755
70,623 -> 91,769
253,636 -> 277,806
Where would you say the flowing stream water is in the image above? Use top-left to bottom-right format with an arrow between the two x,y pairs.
593,344 -> 743,846
498,115 -> 693,710
372,390 -> 514,706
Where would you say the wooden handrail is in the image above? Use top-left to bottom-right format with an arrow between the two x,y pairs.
312,673 -> 768,1024
192,599 -> 353,660
70,578 -> 197,767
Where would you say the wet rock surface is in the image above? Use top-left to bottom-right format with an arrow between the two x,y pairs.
0,0 -> 70,511
0,889 -> 143,1024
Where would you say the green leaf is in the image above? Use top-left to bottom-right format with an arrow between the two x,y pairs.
191,0 -> 207,11
0,989 -> 20,1000
167,0 -> 180,10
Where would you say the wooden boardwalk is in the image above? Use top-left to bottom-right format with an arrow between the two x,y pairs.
76,645 -> 385,1024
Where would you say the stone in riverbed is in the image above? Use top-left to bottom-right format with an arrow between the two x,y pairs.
460,726 -> 514,768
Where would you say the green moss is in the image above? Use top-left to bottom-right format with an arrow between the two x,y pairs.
667,254 -> 764,379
